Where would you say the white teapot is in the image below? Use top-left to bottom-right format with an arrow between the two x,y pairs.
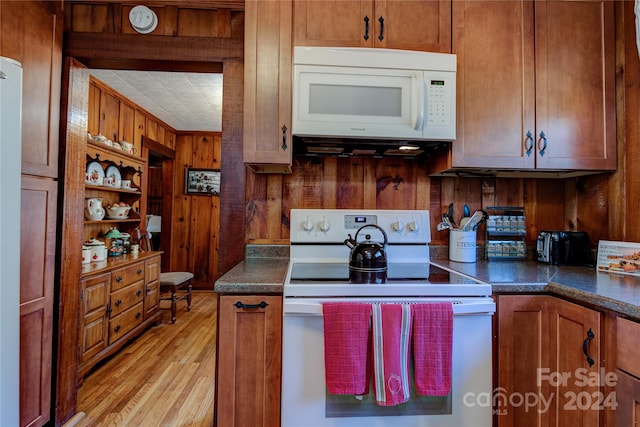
84,198 -> 105,221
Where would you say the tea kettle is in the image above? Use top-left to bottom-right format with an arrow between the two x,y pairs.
344,224 -> 388,284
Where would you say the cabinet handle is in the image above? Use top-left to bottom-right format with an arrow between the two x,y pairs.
136,312 -> 141,319
524,131 -> 534,157
363,16 -> 370,41
538,131 -> 547,157
582,328 -> 595,367
146,287 -> 151,295
378,16 -> 384,41
115,275 -> 122,283
234,301 -> 269,310
114,325 -> 121,333
137,268 -> 143,275
281,125 -> 288,151
136,290 -> 142,297
114,299 -> 122,307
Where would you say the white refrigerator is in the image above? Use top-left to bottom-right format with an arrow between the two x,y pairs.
0,56 -> 22,427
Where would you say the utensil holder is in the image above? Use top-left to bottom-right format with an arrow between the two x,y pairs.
449,230 -> 477,263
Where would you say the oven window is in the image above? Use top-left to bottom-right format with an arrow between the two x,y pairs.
326,369 -> 452,418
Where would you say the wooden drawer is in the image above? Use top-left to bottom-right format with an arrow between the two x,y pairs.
109,301 -> 144,344
111,261 -> 145,292
617,317 -> 640,378
145,256 -> 160,284
110,281 -> 144,318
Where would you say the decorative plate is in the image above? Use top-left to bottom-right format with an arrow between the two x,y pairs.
104,165 -> 122,187
86,162 -> 105,185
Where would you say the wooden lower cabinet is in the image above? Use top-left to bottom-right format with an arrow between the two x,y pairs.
215,294 -> 282,427
78,253 -> 162,380
496,295 -> 602,427
616,317 -> 640,427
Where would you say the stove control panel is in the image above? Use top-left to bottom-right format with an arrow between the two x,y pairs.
290,209 -> 430,244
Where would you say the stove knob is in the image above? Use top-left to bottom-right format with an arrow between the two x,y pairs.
301,219 -> 315,232
391,221 -> 403,232
407,221 -> 420,232
318,219 -> 331,232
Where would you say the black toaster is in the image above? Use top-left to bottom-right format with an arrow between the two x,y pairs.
536,231 -> 594,266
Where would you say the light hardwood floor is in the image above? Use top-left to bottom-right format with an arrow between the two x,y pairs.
73,291 -> 217,427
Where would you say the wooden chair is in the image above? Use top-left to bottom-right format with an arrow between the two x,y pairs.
160,271 -> 193,323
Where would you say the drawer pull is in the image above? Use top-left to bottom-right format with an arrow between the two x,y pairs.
115,275 -> 122,283
114,299 -> 122,307
136,290 -> 142,297
235,301 -> 268,310
114,325 -> 121,333
137,269 -> 143,275
582,328 -> 595,367
136,312 -> 141,319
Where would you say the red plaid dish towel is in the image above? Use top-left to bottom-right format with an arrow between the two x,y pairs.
372,303 -> 412,406
322,303 -> 372,395
412,302 -> 453,396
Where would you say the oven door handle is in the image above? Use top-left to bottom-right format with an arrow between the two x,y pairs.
283,298 -> 496,316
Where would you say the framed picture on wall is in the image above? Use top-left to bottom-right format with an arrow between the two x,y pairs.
185,168 -> 220,195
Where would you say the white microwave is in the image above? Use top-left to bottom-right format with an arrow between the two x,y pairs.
292,47 -> 457,141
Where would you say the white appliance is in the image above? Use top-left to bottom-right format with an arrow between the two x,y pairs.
282,209 -> 495,427
292,47 -> 456,141
0,56 -> 22,427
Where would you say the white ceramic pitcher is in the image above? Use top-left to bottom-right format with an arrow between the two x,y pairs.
84,198 -> 105,221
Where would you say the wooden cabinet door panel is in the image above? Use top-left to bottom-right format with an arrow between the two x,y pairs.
548,298 -> 601,427
144,281 -> 160,318
615,369 -> 640,427
0,1 -> 62,178
293,0 -> 373,47
497,295 -> 550,427
80,272 -> 110,363
19,176 -> 57,427
452,0 -> 535,169
375,0 -> 451,52
216,295 -> 282,427
243,0 -> 293,167
534,0 -> 615,170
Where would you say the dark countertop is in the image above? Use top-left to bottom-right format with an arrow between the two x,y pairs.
214,245 -> 640,320
432,259 -> 640,320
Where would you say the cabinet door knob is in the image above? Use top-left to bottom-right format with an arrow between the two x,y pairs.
114,325 -> 121,333
137,268 -> 143,275
115,275 -> 122,282
136,290 -> 142,297
582,328 -> 595,367
114,299 -> 122,307
363,15 -> 370,41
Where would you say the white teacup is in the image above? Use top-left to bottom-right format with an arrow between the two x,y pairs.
120,141 -> 137,155
121,180 -> 132,189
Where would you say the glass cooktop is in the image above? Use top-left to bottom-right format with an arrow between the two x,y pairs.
289,262 -> 476,284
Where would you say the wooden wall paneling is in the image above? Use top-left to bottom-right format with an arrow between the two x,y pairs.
245,171 -> 269,243
363,158 -> 377,208
374,158 -> 417,210
146,118 -> 158,141
87,84 -> 100,136
134,109 -> 146,154
20,176 -> 57,427
624,0 -> 640,243
156,124 -> 166,147
430,177 -> 444,245
68,4 -> 110,33
321,157 -> 338,209
287,157 -> 323,208
529,179 -> 565,236
573,174 -> 611,245
171,134 -> 194,272
335,158 -> 365,208
118,101 -> 135,144
98,90 -> 120,142
178,9 -> 221,37
1,1 -> 62,179
56,58 -> 89,425
268,175 -> 285,241
416,166 -> 430,211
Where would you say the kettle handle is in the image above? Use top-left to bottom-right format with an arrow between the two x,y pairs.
354,224 -> 388,247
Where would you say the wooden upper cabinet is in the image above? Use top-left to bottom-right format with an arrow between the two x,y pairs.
293,0 -> 451,53
436,0 -> 615,174
243,0 -> 293,172
0,1 -> 62,178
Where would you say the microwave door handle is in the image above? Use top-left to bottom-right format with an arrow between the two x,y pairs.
414,75 -> 425,131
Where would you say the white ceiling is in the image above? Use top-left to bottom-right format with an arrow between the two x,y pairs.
89,69 -> 223,132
